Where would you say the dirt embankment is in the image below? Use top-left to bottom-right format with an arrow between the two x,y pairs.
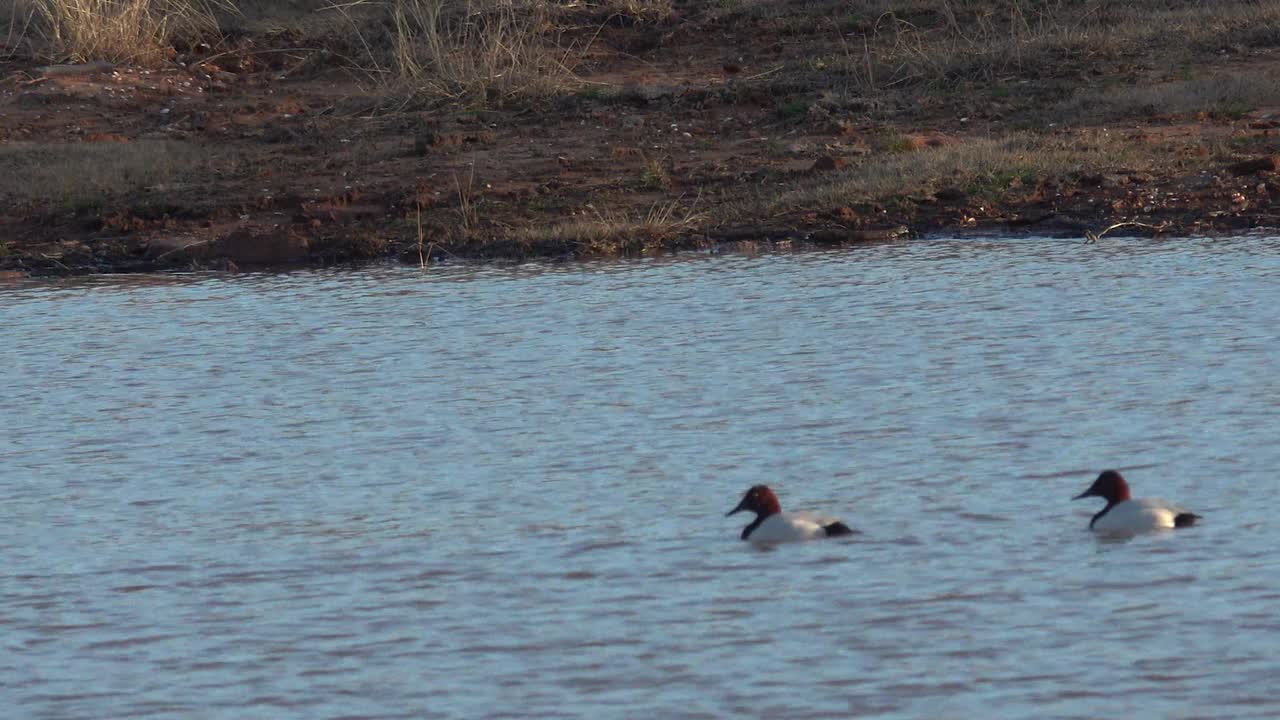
4,0 -> 1280,275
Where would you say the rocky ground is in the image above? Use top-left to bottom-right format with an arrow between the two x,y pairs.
4,0 -> 1280,275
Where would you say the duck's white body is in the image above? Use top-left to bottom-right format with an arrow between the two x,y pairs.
746,512 -> 845,544
1090,497 -> 1193,533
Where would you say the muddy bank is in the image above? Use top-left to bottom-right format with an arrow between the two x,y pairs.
5,1 -> 1280,275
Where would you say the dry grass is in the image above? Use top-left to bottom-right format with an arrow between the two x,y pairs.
15,0 -> 231,64
333,0 -> 579,106
600,0 -> 672,25
762,131 -> 1154,213
2,0 -> 35,54
0,140 -> 205,208
510,199 -> 703,254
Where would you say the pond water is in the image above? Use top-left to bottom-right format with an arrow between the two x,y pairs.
4,236 -> 1280,719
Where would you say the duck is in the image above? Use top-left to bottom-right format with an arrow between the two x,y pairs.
1073,470 -> 1201,533
726,485 -> 855,544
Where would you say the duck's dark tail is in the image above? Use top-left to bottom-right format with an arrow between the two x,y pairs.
823,521 -> 858,537
1174,513 -> 1201,528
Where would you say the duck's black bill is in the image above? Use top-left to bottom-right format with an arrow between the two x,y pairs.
1072,490 -> 1092,500
725,503 -> 744,517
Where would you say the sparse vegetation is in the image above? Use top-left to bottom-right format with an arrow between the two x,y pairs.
510,199 -> 703,255
0,140 -> 205,207
1057,70 -> 1280,124
763,132 -> 1149,215
736,0 -> 1280,93
5,0 -> 1280,273
378,0 -> 578,105
601,0 -> 672,25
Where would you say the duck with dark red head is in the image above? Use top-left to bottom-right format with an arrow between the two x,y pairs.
1073,470 -> 1201,533
726,485 -> 856,544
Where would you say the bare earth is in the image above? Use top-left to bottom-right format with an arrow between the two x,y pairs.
4,2 -> 1280,274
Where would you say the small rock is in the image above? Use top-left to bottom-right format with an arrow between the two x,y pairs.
808,229 -> 846,244
262,126 -> 297,144
217,227 -> 310,265
848,226 -> 910,242
811,155 -> 846,172
636,85 -> 678,103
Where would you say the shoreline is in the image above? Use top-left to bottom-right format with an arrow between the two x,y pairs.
5,216 -> 1277,279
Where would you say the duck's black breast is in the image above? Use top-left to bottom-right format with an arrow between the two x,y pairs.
1089,501 -> 1117,529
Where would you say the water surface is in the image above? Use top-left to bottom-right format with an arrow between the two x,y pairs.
4,236 -> 1280,718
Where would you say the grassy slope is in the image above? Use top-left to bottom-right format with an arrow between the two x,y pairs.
4,0 -> 1280,272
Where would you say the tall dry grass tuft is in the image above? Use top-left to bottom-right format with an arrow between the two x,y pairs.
25,0 -> 231,65
384,0 -> 577,105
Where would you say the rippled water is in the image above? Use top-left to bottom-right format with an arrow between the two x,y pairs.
4,236 -> 1280,718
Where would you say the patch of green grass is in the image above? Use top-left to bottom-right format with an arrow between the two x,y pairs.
775,98 -> 809,119
1213,101 -> 1254,120
841,12 -> 873,33
965,168 -> 1035,199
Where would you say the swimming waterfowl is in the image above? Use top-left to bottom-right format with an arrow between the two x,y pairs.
726,485 -> 856,544
1073,470 -> 1201,533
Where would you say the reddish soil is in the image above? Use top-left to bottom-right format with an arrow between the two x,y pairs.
4,11 -> 1280,275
